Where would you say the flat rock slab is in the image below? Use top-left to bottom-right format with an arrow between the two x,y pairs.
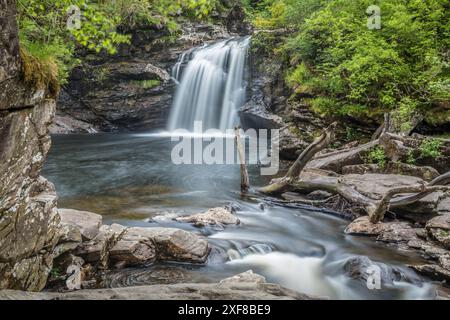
0,271 -> 316,300
345,216 -> 420,244
341,174 -> 424,200
342,163 -> 440,181
59,209 -> 102,241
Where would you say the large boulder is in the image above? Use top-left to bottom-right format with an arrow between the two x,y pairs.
345,216 -> 421,245
0,0 -> 59,291
58,209 -> 102,241
74,224 -> 210,267
343,256 -> 420,286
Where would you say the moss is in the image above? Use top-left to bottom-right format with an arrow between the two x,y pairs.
20,48 -> 60,97
132,79 -> 161,89
439,230 -> 449,237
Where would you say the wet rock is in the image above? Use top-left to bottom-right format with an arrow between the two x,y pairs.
0,271 -> 316,300
411,264 -> 450,283
75,224 -> 210,267
106,224 -> 157,265
225,4 -> 252,35
103,61 -> 170,82
50,114 -> 98,134
59,209 -> 103,241
225,202 -> 241,214
149,212 -> 179,223
239,99 -> 285,130
345,216 -> 421,245
176,207 -> 240,228
343,256 -> 419,286
220,270 -> 266,284
426,214 -> 450,249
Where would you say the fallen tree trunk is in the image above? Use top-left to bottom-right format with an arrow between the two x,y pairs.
260,128 -> 450,223
258,122 -> 337,194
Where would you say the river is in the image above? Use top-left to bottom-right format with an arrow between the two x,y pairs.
43,133 -> 436,299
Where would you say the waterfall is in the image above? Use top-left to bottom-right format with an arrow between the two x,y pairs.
168,37 -> 250,132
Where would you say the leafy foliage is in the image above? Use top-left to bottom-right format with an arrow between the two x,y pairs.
419,138 -> 443,159
251,0 -> 450,124
17,0 -> 218,88
365,145 -> 387,168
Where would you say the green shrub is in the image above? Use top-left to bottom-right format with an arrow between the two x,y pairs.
254,0 -> 450,123
419,138 -> 443,159
365,146 -> 387,168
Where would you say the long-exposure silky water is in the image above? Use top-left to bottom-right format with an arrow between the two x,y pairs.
168,37 -> 250,131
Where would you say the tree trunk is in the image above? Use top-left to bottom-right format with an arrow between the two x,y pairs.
235,126 -> 250,193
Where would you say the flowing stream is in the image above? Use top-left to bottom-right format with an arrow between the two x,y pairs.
44,134 -> 436,299
42,37 -> 438,299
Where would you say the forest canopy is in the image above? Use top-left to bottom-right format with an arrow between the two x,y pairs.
246,0 -> 450,124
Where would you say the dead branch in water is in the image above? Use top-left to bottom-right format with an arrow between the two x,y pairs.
235,126 -> 250,193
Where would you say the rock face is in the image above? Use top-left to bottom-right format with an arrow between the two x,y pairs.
0,271 -> 316,300
0,0 -> 59,291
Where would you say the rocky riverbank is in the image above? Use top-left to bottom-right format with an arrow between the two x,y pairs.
257,124 -> 450,287
0,270 -> 316,300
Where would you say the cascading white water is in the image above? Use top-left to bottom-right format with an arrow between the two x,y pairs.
168,37 -> 250,131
